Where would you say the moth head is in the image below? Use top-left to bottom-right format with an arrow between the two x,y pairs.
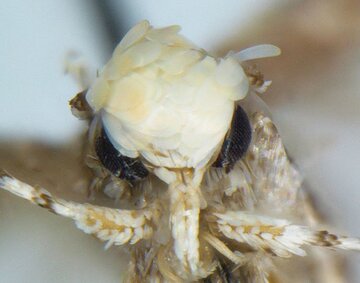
69,20 -> 280,179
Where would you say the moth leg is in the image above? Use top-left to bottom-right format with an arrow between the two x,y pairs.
0,172 -> 160,248
211,210 -> 360,258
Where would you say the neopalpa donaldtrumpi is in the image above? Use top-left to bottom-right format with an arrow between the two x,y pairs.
1,20 -> 359,282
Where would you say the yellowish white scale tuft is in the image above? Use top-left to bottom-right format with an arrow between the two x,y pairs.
86,20 -> 251,169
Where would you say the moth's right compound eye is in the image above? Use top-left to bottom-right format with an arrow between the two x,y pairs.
212,105 -> 252,173
95,127 -> 149,182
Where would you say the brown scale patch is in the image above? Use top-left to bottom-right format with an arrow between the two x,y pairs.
31,189 -> 56,213
69,89 -> 93,120
86,209 -> 126,233
85,217 -> 97,227
245,67 -> 265,87
240,225 -> 284,238
315,231 -> 341,247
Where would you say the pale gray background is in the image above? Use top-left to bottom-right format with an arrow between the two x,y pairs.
0,1 -> 359,282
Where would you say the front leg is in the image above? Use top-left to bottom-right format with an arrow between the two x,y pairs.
0,172 -> 160,248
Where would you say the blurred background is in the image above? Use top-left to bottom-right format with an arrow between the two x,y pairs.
0,1 -> 359,282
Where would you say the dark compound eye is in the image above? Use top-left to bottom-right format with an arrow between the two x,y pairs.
212,105 -> 252,173
95,127 -> 149,182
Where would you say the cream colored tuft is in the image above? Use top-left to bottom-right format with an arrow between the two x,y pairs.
85,20 -> 253,170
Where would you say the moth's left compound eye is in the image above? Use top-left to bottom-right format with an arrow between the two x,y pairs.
212,105 -> 252,173
69,90 -> 149,182
95,127 -> 149,182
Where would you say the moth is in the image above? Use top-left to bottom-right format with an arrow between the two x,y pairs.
1,20 -> 359,282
